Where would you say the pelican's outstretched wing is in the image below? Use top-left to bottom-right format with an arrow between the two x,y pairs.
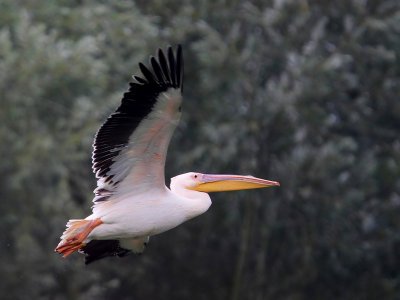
92,45 -> 183,202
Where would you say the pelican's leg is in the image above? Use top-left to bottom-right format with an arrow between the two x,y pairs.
120,236 -> 150,254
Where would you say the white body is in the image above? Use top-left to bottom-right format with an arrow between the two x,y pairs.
87,175 -> 212,241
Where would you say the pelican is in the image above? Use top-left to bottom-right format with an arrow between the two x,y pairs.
55,45 -> 279,264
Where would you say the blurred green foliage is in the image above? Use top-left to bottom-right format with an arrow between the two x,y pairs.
1,0 -> 400,299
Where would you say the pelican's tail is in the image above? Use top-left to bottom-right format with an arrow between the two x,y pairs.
55,218 -> 103,257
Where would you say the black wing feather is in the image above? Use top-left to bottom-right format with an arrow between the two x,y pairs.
150,56 -> 164,83
138,62 -> 157,84
158,49 -> 171,84
133,76 -> 147,84
168,46 -> 176,87
92,45 -> 183,184
176,45 -> 183,90
81,240 -> 131,265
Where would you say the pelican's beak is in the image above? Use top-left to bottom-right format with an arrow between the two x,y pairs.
191,174 -> 280,193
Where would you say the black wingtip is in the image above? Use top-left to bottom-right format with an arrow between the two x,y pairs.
139,62 -> 156,84
137,45 -> 183,90
144,45 -> 183,90
133,75 -> 147,84
158,48 -> 171,84
176,44 -> 183,90
167,46 -> 177,87
150,56 -> 164,83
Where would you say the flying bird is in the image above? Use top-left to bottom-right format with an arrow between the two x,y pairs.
55,45 -> 280,264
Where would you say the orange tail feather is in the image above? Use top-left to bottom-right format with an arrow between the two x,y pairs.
55,218 -> 102,257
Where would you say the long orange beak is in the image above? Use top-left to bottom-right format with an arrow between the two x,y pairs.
191,174 -> 280,193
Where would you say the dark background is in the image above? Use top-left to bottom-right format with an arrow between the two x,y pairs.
1,0 -> 400,299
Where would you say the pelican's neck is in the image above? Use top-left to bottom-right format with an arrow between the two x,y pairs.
170,181 -> 212,219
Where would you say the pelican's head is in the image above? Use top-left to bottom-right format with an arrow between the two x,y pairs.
171,172 -> 280,193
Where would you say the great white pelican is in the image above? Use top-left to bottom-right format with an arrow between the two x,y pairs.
55,45 -> 279,264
